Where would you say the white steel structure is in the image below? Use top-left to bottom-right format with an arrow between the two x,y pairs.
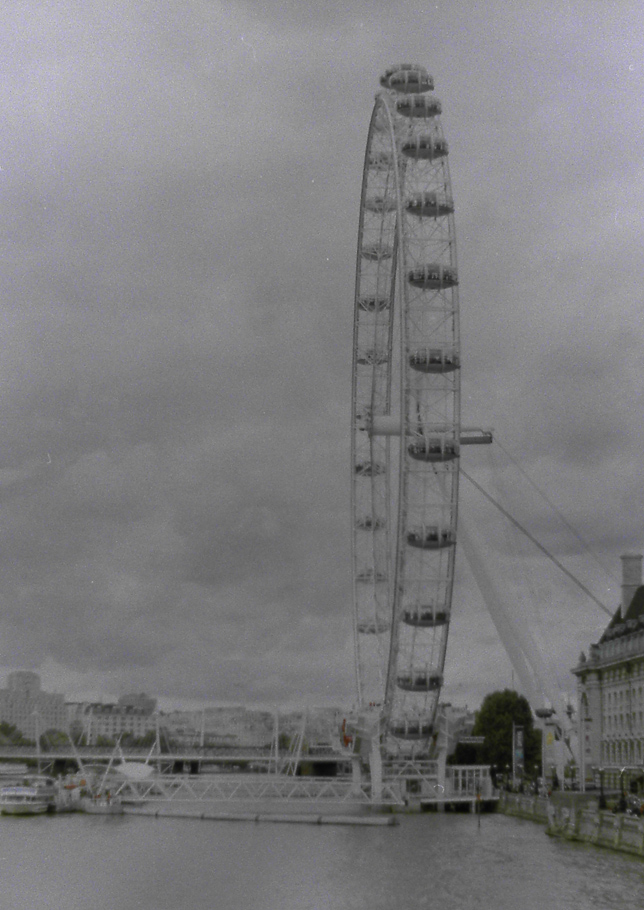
351,65 -> 473,753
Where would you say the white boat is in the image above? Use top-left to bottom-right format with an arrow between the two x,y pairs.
0,786 -> 49,816
80,794 -> 124,815
25,775 -> 57,812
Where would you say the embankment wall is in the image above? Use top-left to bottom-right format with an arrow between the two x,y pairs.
499,792 -> 644,858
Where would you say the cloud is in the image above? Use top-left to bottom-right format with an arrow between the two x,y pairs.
0,0 -> 642,712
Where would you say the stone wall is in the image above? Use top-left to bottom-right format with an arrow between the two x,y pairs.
499,792 -> 644,858
498,792 -> 549,824
547,803 -> 644,857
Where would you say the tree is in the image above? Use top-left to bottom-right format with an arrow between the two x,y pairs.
39,729 -> 69,749
472,689 -> 541,777
0,721 -> 34,747
95,735 -> 116,747
135,730 -> 158,749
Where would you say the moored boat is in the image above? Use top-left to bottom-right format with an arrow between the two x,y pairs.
80,794 -> 124,815
0,786 -> 49,816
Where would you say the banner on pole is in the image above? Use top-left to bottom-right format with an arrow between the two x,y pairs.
514,725 -> 524,777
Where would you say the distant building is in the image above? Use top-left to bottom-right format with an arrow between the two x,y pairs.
118,693 -> 157,715
201,707 -> 274,748
573,553 -> 644,789
0,671 -> 67,740
69,699 -> 157,744
160,705 -> 344,752
441,703 -> 477,756
161,710 -> 204,749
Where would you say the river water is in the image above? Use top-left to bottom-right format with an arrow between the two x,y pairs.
1,810 -> 643,910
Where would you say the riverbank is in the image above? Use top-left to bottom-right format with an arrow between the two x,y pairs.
499,791 -> 644,859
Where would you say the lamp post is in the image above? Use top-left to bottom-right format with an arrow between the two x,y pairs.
535,707 -> 554,793
31,710 -> 41,775
599,767 -> 606,810
579,712 -> 585,793
619,766 -> 627,813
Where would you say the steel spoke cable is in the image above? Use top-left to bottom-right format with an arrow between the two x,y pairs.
460,466 -> 612,617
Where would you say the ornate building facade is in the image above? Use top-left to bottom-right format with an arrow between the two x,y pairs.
573,554 -> 644,789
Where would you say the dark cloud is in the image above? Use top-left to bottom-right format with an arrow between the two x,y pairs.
0,0 -> 641,709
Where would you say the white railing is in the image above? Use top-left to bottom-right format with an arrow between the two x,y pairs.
111,773 -> 405,806
446,765 -> 494,799
107,765 -> 493,807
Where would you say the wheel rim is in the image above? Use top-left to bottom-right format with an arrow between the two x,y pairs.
351,65 -> 460,753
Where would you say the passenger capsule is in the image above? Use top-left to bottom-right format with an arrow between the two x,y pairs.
396,95 -> 441,119
408,348 -> 459,373
383,69 -> 433,94
396,671 -> 443,692
406,192 -> 454,218
365,195 -> 397,214
401,136 -> 448,161
380,64 -> 432,92
357,349 -> 388,366
408,264 -> 457,289
408,438 -> 459,462
389,721 -> 433,740
355,516 -> 385,530
357,619 -> 391,634
356,568 -> 387,583
402,608 -> 449,627
407,526 -> 455,549
368,151 -> 393,170
362,243 -> 393,261
355,462 -> 385,477
358,295 -> 390,312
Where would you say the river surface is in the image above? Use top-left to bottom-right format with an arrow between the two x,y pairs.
1,809 -> 643,910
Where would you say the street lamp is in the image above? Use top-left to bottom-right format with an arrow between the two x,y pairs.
619,766 -> 628,813
599,767 -> 606,810
31,710 -> 41,775
535,707 -> 554,793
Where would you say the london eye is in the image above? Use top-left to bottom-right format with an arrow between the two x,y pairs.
351,64 -> 466,752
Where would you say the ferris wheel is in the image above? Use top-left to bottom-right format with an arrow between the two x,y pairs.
351,64 -> 474,750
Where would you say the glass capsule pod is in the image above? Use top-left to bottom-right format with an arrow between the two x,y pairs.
355,516 -> 385,530
380,64 -> 433,93
396,95 -> 442,119
408,348 -> 460,373
408,438 -> 459,462
408,264 -> 458,289
357,619 -> 391,634
402,608 -> 449,627
396,671 -> 443,692
406,192 -> 454,218
389,721 -> 434,740
356,569 -> 388,583
401,136 -> 448,161
406,527 -> 456,549
368,151 -> 393,170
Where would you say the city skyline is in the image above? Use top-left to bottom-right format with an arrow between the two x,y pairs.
0,2 -> 641,710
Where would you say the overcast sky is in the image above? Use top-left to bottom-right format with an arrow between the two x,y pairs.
0,0 -> 642,711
